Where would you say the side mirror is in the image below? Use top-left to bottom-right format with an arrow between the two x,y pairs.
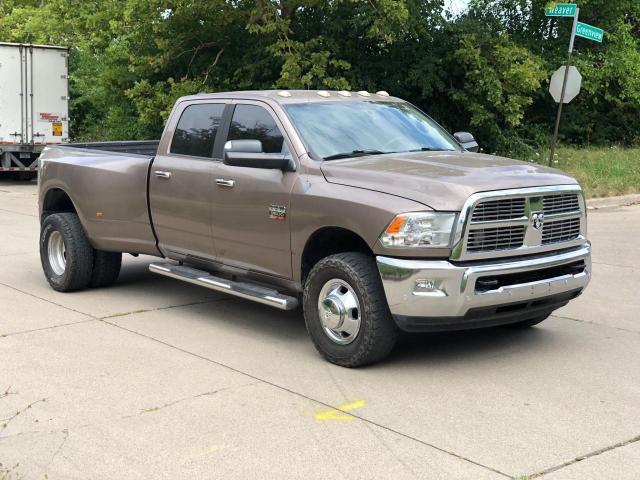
224,151 -> 295,171
453,132 -> 479,153
224,139 -> 263,153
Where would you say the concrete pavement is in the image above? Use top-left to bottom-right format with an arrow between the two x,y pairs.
1,180 -> 639,479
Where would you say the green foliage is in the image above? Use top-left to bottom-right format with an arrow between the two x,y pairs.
1,0 -> 638,154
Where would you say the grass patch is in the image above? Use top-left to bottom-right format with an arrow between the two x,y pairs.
532,146 -> 640,198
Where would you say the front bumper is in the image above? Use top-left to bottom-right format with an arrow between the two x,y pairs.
377,243 -> 591,332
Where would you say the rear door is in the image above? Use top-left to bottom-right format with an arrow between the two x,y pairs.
30,46 -> 69,144
209,100 -> 297,278
149,100 -> 227,261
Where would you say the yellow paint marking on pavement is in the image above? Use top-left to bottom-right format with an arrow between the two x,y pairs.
314,400 -> 366,421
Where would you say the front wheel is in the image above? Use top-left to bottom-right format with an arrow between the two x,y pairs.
303,253 -> 397,367
40,213 -> 94,292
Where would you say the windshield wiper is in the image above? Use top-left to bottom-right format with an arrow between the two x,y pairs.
407,147 -> 455,152
323,149 -> 386,161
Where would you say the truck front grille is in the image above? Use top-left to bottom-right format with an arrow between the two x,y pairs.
542,217 -> 581,244
542,194 -> 580,215
456,188 -> 585,260
467,226 -> 525,252
471,198 -> 526,223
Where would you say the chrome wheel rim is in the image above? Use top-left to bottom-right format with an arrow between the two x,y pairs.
317,279 -> 361,345
48,230 -> 66,276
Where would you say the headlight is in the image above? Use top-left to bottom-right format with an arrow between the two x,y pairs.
379,212 -> 457,248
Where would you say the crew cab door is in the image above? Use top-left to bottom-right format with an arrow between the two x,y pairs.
149,100 -> 227,261
210,101 -> 296,278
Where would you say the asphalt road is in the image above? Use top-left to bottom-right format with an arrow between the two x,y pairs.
1,180 -> 639,479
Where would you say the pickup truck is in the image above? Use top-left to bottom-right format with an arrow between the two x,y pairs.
38,90 -> 591,367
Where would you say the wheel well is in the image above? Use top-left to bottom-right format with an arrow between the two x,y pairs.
301,227 -> 373,283
42,188 -> 76,222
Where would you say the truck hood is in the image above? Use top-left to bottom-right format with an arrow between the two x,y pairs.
320,151 -> 578,211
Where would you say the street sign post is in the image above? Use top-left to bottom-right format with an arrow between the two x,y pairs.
576,22 -> 604,42
545,4 -> 605,165
544,3 -> 577,17
549,66 -> 582,104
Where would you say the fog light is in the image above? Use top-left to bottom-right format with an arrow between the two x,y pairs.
413,279 -> 447,297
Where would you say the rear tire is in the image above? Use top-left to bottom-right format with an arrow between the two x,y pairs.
91,251 -> 122,288
303,252 -> 397,367
504,315 -> 550,329
40,213 -> 94,292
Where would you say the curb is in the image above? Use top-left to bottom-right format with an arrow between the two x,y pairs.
586,193 -> 640,210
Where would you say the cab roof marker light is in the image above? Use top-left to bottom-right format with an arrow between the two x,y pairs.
338,91 -> 352,97
357,91 -> 371,97
317,90 -> 330,97
376,91 -> 390,97
277,91 -> 292,97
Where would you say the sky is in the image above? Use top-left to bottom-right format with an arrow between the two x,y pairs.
446,0 -> 471,15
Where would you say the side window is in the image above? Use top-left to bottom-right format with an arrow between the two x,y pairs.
227,105 -> 285,153
170,103 -> 225,157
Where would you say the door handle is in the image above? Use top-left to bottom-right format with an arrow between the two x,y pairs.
215,178 -> 235,188
155,171 -> 172,179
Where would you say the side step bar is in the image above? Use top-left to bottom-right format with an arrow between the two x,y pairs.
149,262 -> 299,311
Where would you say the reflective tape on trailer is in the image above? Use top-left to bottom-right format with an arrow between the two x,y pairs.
0,167 -> 38,171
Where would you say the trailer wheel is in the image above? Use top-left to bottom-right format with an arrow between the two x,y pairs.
91,251 -> 122,288
18,172 -> 37,181
40,213 -> 94,292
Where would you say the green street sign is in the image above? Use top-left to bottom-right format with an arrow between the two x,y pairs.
544,3 -> 577,17
576,22 -> 604,42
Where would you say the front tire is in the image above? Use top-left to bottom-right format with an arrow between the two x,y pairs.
40,213 -> 94,292
303,253 -> 397,367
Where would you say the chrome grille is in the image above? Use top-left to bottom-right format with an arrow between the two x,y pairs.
457,186 -> 586,260
543,194 -> 580,215
471,198 -> 526,223
542,218 -> 581,244
467,226 -> 525,252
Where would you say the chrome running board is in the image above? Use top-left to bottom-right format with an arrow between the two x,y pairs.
149,262 -> 299,311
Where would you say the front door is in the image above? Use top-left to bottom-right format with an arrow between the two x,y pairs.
210,101 -> 296,278
149,100 -> 227,261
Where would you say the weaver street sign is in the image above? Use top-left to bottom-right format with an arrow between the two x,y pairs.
576,22 -> 604,42
544,3 -> 577,17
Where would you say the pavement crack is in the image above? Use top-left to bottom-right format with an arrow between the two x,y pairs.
0,282 -> 97,320
0,207 -> 37,217
100,297 -> 234,320
527,433 -> 640,478
100,319 -> 512,479
592,261 -> 637,271
47,429 -> 69,470
1,319 -> 97,339
133,382 -> 260,416
552,314 -> 640,334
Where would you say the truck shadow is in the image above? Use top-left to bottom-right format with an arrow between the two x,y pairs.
115,258 -> 555,366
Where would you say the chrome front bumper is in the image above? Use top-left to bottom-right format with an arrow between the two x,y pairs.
377,243 -> 591,330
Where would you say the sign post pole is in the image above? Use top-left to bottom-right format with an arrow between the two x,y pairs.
549,7 -> 579,166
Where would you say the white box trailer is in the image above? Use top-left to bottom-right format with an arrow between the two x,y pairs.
0,42 -> 69,178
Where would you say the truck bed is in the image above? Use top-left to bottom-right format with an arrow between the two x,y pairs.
66,141 -> 160,157
38,143 -> 159,255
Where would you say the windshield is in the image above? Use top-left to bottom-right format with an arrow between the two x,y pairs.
284,101 -> 461,159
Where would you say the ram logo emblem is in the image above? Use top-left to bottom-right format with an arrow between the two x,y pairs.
530,212 -> 545,230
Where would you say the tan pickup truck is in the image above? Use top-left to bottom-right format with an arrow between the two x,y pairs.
38,90 -> 591,366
